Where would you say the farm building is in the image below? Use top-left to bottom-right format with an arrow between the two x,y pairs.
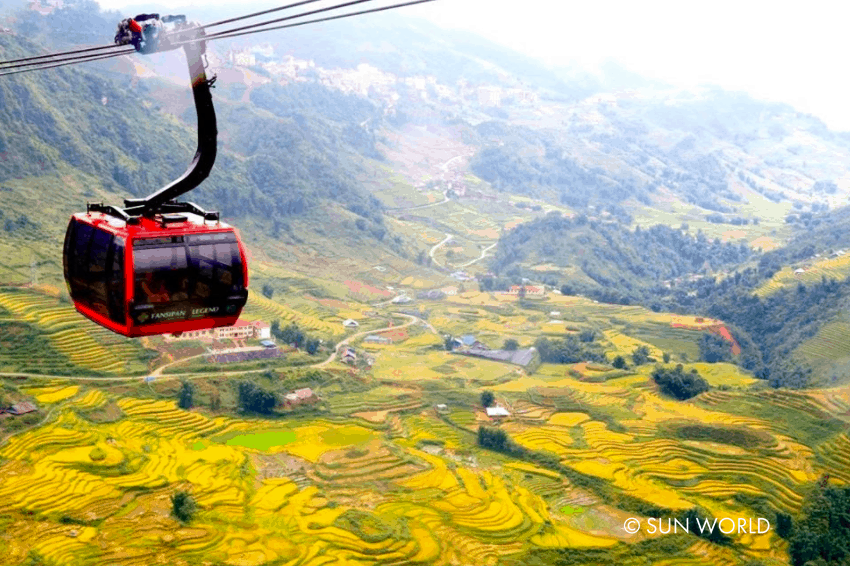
794,268 -> 806,275
363,334 -> 391,344
343,319 -> 359,328
435,404 -> 448,413
486,406 -> 510,420
392,295 -> 412,304
283,388 -> 319,408
508,285 -> 546,297
342,347 -> 357,364
453,335 -> 488,350
8,402 -> 37,416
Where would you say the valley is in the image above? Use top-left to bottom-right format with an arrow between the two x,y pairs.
1,2 -> 849,565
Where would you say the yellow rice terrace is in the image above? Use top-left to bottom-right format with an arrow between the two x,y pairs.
1,364 -> 848,565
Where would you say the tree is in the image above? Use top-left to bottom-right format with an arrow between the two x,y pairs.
261,284 -> 274,299
305,338 -> 320,355
177,380 -> 194,410
579,329 -> 596,343
631,345 -> 651,366
699,333 -> 732,363
444,336 -> 455,351
662,352 -> 671,363
612,355 -> 627,369
237,381 -> 277,414
480,390 -> 495,408
171,490 -> 196,523
503,338 -> 519,351
789,483 -> 850,566
776,512 -> 793,540
652,365 -> 709,400
517,285 -> 527,300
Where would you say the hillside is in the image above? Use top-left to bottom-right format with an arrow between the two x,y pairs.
3,4 -> 850,566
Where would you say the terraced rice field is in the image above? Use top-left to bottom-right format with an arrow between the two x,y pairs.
241,293 -> 341,337
2,285 -> 847,565
755,253 -> 850,297
0,288 -> 146,374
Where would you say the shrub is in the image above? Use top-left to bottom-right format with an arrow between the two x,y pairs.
652,364 -> 709,400
171,490 -> 196,523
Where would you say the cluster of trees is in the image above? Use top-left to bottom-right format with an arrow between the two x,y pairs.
698,333 -> 733,364
533,336 -> 606,364
651,365 -> 709,400
490,214 -> 753,299
788,482 -> 850,566
237,381 -> 277,415
271,322 -> 321,355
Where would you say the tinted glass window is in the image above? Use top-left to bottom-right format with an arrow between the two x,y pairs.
134,245 -> 189,305
88,229 -> 113,315
69,221 -> 94,302
107,237 -> 125,324
188,240 -> 244,299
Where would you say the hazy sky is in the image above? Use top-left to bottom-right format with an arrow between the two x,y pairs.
96,0 -> 850,131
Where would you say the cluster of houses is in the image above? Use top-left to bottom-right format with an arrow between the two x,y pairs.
0,401 -> 37,418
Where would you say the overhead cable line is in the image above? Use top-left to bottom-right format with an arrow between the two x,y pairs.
0,45 -> 134,71
180,0 -> 436,46
0,0 -> 437,76
194,0 -> 379,42
202,0 -> 325,28
0,0 -> 327,69
0,50 -> 130,77
0,42 -> 128,68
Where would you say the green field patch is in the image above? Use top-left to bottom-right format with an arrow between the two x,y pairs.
225,430 -> 297,451
319,426 -> 373,446
560,504 -> 584,515
663,422 -> 770,449
333,509 -> 409,543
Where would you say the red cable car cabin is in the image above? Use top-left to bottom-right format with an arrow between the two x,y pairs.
63,211 -> 249,337
62,16 -> 250,337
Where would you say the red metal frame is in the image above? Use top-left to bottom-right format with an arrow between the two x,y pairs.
69,211 -> 249,337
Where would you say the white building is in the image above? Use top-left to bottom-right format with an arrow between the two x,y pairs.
166,320 -> 270,341
343,319 -> 359,328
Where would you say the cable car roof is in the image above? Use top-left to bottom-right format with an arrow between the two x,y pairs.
74,211 -> 235,239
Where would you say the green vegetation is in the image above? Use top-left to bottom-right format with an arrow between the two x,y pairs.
236,381 -> 277,415
225,430 -> 297,450
789,483 -> 850,566
480,390 -> 495,408
170,490 -> 196,524
177,380 -> 194,410
651,364 -> 709,400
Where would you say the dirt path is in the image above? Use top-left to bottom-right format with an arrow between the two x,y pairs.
456,242 -> 497,268
429,233 -> 454,268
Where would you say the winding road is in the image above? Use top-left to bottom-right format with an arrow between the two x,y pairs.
429,233 -> 454,268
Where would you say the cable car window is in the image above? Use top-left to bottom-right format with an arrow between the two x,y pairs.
187,236 -> 244,300
88,229 -> 113,315
70,221 -> 94,302
63,221 -> 74,283
107,237 -> 125,324
134,245 -> 189,305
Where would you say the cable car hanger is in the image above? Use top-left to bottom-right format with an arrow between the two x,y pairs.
86,14 -> 220,226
